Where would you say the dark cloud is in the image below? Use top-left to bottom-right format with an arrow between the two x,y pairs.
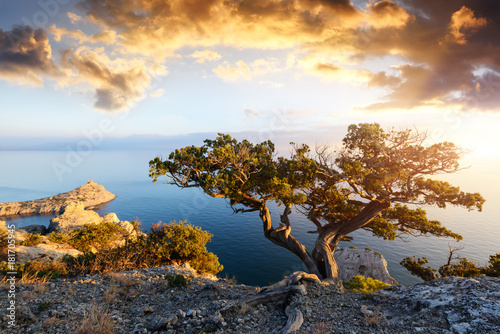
0,26 -> 57,85
60,48 -> 151,112
351,0 -> 500,111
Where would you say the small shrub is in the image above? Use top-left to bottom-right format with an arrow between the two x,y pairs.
149,220 -> 223,275
38,301 -> 52,312
439,258 -> 482,278
130,221 -> 141,233
21,233 -> 42,246
67,222 -> 127,252
74,305 -> 116,334
47,232 -> 69,244
483,253 -> 500,277
343,276 -> 390,293
164,274 -> 188,287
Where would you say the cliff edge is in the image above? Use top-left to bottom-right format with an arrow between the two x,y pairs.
0,180 -> 116,217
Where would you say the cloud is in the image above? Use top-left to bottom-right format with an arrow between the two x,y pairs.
213,60 -> 251,82
149,88 -> 165,97
67,12 -> 85,24
213,58 -> 282,82
367,1 -> 412,29
190,50 -> 221,63
447,6 -> 488,45
0,26 -> 58,86
48,25 -> 118,45
60,47 -> 153,112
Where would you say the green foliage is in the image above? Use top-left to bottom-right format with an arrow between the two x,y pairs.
483,254 -> 500,277
439,258 -> 482,278
149,220 -> 223,275
349,245 -> 357,249
164,274 -> 188,287
0,220 -> 223,282
21,233 -> 42,246
342,275 -> 390,293
0,260 -> 67,280
130,220 -> 141,233
60,220 -> 222,277
67,222 -> 127,252
47,232 -> 69,244
402,253 -> 500,281
400,256 -> 439,281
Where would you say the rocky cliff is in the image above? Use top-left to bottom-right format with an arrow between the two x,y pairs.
0,180 -> 116,217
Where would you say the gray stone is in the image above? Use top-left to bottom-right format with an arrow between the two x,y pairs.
15,243 -> 82,263
18,224 -> 47,235
334,247 -> 397,285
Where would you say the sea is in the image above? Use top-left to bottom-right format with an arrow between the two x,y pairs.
0,149 -> 499,287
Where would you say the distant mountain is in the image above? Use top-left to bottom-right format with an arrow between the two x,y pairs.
0,127 -> 345,153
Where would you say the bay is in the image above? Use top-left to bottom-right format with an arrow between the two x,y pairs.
0,150 -> 498,286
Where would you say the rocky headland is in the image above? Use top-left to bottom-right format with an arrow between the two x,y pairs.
0,180 -> 116,217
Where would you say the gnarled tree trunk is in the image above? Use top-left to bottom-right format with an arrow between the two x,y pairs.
258,199 -> 391,287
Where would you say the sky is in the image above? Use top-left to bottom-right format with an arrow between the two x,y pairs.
0,0 -> 500,161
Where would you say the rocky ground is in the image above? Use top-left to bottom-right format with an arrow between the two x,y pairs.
0,180 -> 116,217
1,264 -> 498,334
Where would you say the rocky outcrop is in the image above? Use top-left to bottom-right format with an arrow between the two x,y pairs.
15,243 -> 83,263
0,180 -> 116,217
47,202 -> 102,234
334,247 -> 397,285
378,276 -> 500,334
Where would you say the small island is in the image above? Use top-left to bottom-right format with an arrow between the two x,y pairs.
0,180 -> 116,217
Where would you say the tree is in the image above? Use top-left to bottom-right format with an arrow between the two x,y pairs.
149,123 -> 485,287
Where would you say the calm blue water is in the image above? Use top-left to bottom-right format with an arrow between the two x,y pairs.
0,150 -> 499,286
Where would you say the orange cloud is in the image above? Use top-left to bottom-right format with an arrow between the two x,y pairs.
448,6 -> 487,45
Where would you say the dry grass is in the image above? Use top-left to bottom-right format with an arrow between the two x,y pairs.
105,272 -> 136,287
73,304 -> 116,334
364,306 -> 384,326
23,290 -> 36,300
42,316 -> 59,328
299,321 -> 334,334
33,283 -> 49,293
126,288 -> 139,299
102,283 -> 119,303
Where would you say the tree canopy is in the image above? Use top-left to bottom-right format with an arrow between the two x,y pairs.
149,123 -> 485,285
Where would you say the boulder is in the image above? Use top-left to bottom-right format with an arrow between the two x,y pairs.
18,224 -> 47,235
15,243 -> 83,263
101,213 -> 120,224
48,204 -> 101,234
334,247 -> 397,285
